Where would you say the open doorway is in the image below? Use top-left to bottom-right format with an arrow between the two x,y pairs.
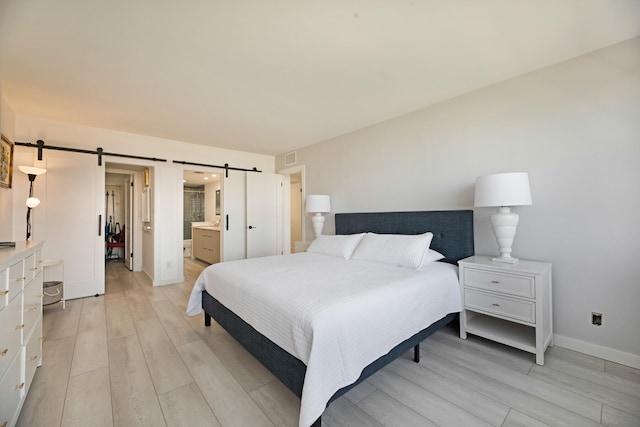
183,169 -> 222,264
105,163 -> 145,273
105,172 -> 133,270
290,173 -> 302,250
278,165 -> 306,253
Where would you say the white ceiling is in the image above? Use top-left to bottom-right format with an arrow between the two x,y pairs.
1,1 -> 639,156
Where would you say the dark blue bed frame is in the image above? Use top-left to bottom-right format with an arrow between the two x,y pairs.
202,210 -> 474,426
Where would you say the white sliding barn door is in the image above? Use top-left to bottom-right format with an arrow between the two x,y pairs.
221,170 -> 247,262
221,171 -> 283,261
246,173 -> 280,259
41,151 -> 105,298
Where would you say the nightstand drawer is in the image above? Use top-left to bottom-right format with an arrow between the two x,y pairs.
464,268 -> 534,298
465,289 -> 535,323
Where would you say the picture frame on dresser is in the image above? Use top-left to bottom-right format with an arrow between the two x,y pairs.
0,134 -> 14,188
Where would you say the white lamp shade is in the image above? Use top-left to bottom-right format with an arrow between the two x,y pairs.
474,172 -> 532,207
26,197 -> 41,208
305,195 -> 331,213
18,165 -> 47,176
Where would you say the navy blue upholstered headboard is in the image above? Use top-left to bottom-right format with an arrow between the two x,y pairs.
335,210 -> 474,265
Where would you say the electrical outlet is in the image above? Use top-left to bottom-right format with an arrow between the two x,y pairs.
592,312 -> 602,326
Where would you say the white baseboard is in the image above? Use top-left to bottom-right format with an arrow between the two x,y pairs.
153,275 -> 185,287
554,334 -> 640,370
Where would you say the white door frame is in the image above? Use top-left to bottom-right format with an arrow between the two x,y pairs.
278,165 -> 306,244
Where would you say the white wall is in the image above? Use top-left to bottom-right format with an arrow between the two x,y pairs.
277,38 -> 640,367
15,115 -> 275,173
153,166 -> 182,285
0,93 -> 16,241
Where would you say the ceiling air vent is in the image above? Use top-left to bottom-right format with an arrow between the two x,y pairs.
284,151 -> 297,166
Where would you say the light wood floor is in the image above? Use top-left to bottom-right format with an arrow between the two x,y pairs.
17,258 -> 640,427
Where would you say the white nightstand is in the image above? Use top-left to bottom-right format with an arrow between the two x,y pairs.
459,255 -> 553,365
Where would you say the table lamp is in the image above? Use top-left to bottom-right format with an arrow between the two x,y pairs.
475,172 -> 532,263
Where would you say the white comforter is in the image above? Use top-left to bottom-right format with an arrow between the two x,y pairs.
186,252 -> 461,427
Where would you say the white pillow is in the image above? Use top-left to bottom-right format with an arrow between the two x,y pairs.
419,249 -> 445,269
307,233 -> 365,259
351,232 -> 434,269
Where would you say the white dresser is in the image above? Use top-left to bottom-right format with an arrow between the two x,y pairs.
0,241 -> 44,427
459,255 -> 552,365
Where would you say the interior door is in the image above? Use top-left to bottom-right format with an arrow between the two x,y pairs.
246,173 -> 280,259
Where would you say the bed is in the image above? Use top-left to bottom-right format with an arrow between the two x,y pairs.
187,210 -> 474,426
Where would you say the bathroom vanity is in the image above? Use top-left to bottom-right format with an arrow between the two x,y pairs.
192,225 -> 220,264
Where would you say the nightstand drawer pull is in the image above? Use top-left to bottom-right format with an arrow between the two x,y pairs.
0,290 -> 8,296
491,280 -> 500,284
15,382 -> 25,390
492,303 -> 500,307
0,348 -> 8,356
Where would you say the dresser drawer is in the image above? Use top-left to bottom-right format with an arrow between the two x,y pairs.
8,261 -> 25,302
24,253 -> 39,285
25,316 -> 43,395
0,347 -> 23,426
464,268 -> 535,298
26,250 -> 43,282
23,278 -> 43,341
0,296 -> 23,378
0,268 -> 8,310
35,249 -> 44,275
465,289 -> 535,323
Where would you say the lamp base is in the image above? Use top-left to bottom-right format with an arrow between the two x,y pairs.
490,207 -> 520,263
311,213 -> 325,238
